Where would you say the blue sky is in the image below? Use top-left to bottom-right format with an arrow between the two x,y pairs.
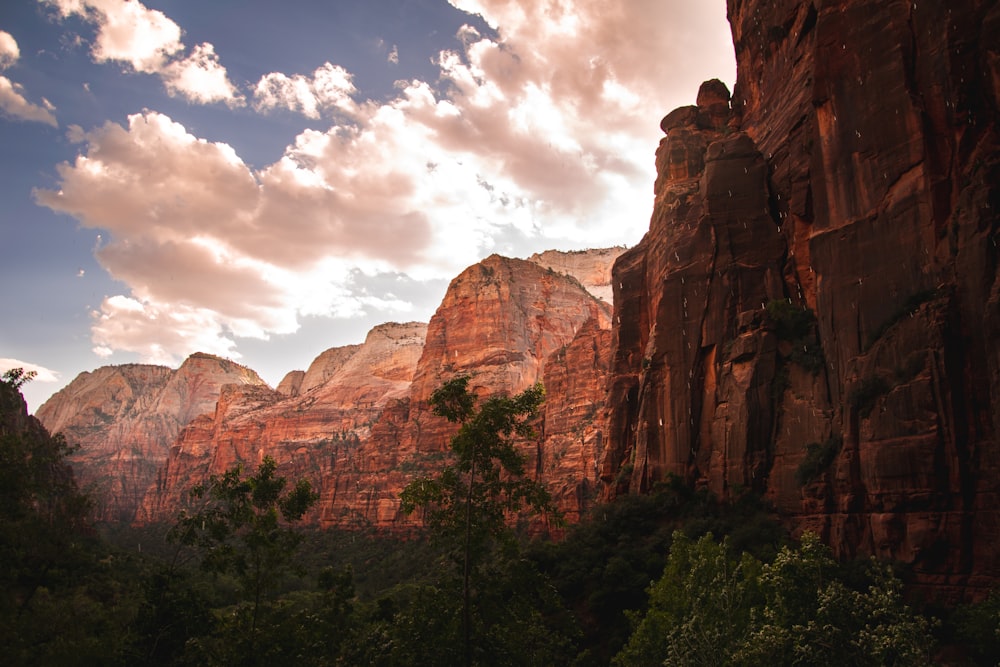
0,0 -> 735,412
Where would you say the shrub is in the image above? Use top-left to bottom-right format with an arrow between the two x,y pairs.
795,435 -> 843,485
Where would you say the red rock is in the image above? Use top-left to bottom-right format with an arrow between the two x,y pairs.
527,247 -> 628,304
36,354 -> 266,521
602,0 -> 1000,601
132,256 -> 614,531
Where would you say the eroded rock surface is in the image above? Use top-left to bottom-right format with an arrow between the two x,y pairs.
36,355 -> 265,521
602,0 -> 1000,600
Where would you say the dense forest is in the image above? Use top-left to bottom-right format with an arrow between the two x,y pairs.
2,369 -> 998,666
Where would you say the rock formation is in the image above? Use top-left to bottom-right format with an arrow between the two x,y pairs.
132,255 -> 611,529
32,0 -> 1000,602
601,0 -> 1000,601
136,322 -> 427,525
527,247 -> 628,304
36,355 -> 266,522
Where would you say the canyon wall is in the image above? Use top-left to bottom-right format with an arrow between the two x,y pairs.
602,0 -> 999,600
36,251 -> 615,530
33,0 -> 1000,601
36,355 -> 265,522
137,255 -> 610,529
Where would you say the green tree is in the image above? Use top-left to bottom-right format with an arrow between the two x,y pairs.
614,532 -> 763,666
739,533 -> 933,666
614,532 -> 933,666
400,376 -> 560,666
0,368 -> 139,665
170,456 -> 318,665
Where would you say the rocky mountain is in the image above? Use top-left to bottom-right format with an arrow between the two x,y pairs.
131,254 -> 610,529
527,246 -> 627,304
35,355 -> 266,522
32,0 -> 1000,602
602,0 -> 999,601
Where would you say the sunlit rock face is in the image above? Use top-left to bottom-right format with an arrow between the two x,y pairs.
135,255 -> 614,531
135,321 -> 428,526
602,0 -> 1000,601
36,354 -> 266,522
527,247 -> 629,305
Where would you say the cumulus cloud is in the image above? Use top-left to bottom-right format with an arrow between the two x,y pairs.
162,43 -> 242,106
0,358 -> 61,384
34,111 -> 436,363
0,30 -> 19,68
0,30 -> 58,126
253,62 -> 358,118
36,0 -> 736,364
0,77 -> 58,126
43,0 -> 242,106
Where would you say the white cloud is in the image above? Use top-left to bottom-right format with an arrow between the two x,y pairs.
36,0 -> 736,365
162,43 -> 243,106
0,30 -> 58,126
388,44 -> 399,65
0,30 -> 19,68
45,0 -> 182,71
43,0 -> 240,106
253,62 -> 357,119
0,358 -> 61,384
34,111 -> 439,363
0,76 -> 58,126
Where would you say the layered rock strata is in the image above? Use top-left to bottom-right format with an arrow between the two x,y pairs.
602,0 -> 1000,600
36,355 -> 266,521
134,255 -> 612,529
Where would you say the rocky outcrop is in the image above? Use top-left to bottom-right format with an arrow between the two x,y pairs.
602,0 -> 1000,600
36,354 -> 266,521
134,256 -> 612,530
527,247 -> 627,304
136,322 -> 427,524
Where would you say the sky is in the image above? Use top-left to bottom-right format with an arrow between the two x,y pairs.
0,0 -> 735,413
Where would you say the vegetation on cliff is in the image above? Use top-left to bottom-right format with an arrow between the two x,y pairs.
5,373 -> 1000,665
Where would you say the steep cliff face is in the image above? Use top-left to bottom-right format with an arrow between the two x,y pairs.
36,355 -> 266,521
603,0 -> 1000,600
136,256 -> 612,529
527,247 -> 628,304
136,322 -> 428,524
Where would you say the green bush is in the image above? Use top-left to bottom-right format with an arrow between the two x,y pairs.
795,435 -> 843,485
766,298 -> 816,342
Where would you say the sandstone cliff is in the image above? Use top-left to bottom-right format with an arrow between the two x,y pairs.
527,247 -> 628,304
136,322 -> 428,524
36,354 -> 266,522
135,256 -> 611,529
602,0 -> 999,600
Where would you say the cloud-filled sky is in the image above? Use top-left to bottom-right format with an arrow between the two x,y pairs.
0,0 -> 735,412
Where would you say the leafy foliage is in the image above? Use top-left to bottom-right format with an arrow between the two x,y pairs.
950,589 -> 1000,665
0,368 -> 134,665
766,298 -> 816,342
400,376 -> 556,555
169,456 -> 318,664
615,531 -> 934,666
529,480 -> 786,665
614,532 -> 763,666
400,376 -> 565,665
766,298 -> 825,374
795,434 -> 843,485
850,374 -> 892,418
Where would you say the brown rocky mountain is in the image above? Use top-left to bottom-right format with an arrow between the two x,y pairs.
35,354 -> 266,521
132,254 -> 610,529
527,246 -> 627,304
601,0 -> 999,601
33,0 -> 1000,602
